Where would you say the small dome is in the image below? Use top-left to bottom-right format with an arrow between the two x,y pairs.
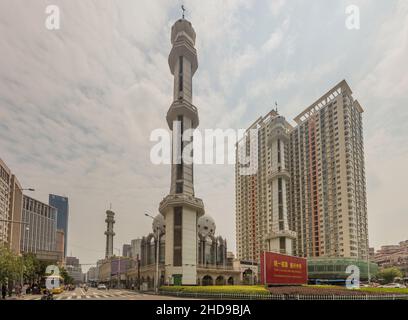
197,215 -> 216,238
152,214 -> 165,235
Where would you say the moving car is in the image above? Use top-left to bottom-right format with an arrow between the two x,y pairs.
97,284 -> 107,290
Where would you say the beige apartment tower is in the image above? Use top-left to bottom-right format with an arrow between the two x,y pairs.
236,80 -> 368,262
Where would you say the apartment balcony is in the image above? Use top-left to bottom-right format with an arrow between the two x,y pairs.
267,168 -> 290,182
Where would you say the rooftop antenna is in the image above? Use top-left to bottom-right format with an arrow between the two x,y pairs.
275,101 -> 278,113
181,5 -> 186,19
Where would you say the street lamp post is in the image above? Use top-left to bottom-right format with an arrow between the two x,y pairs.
145,213 -> 160,294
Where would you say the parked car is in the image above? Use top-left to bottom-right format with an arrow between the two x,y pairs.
97,284 -> 107,290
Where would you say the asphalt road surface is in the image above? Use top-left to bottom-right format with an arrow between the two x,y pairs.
22,287 -> 189,300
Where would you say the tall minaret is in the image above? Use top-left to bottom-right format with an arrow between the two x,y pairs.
159,13 -> 204,286
104,209 -> 115,259
265,115 -> 296,255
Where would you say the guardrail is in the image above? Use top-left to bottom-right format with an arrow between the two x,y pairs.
159,291 -> 408,300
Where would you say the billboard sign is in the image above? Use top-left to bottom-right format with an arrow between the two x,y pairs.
260,251 -> 308,285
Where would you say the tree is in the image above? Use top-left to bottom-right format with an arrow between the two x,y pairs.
60,267 -> 74,285
0,245 -> 21,285
21,253 -> 40,283
377,267 -> 403,284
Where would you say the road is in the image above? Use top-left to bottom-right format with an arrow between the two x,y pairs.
21,287 -> 190,300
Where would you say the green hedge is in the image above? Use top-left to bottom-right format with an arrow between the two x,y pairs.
160,285 -> 270,295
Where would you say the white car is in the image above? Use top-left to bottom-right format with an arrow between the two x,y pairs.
97,284 -> 107,290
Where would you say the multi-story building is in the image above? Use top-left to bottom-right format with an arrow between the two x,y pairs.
0,158 -> 23,254
65,256 -> 83,284
87,266 -> 98,283
122,244 -> 131,257
0,158 -> 11,245
20,195 -> 57,255
65,256 -> 80,267
373,240 -> 408,276
49,194 -> 69,257
130,238 -> 142,259
56,229 -> 65,261
236,80 -> 368,262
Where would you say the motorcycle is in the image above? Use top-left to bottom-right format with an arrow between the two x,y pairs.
41,290 -> 54,300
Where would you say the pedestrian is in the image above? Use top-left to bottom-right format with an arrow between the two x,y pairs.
131,284 -> 135,291
15,284 -> 21,297
1,284 -> 6,300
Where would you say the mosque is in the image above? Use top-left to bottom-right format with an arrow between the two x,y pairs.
139,13 -> 240,287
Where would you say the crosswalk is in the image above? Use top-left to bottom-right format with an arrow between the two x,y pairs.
24,290 -> 143,300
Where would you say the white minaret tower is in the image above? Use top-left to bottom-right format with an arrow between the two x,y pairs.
266,114 -> 296,255
104,209 -> 115,259
159,12 -> 204,286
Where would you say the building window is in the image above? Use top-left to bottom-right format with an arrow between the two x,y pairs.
179,56 -> 183,93
280,237 -> 286,251
173,207 -> 182,266
176,164 -> 183,180
176,182 -> 183,194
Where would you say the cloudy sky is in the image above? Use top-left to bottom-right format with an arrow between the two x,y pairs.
0,0 -> 407,269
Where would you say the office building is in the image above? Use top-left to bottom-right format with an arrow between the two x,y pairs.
49,194 -> 69,257
20,195 -> 59,260
56,229 -> 65,261
0,159 -> 24,254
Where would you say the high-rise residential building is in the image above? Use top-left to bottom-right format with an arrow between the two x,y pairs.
236,80 -> 368,262
0,159 -> 23,254
20,195 -> 57,255
49,194 -> 69,257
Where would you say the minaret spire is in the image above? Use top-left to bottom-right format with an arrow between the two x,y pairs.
160,16 -> 204,286
181,5 -> 186,19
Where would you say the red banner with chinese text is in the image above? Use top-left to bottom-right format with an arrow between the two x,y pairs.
260,252 -> 308,285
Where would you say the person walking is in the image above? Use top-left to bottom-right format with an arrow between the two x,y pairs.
1,284 -> 7,300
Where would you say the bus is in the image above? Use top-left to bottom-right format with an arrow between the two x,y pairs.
40,275 -> 65,294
